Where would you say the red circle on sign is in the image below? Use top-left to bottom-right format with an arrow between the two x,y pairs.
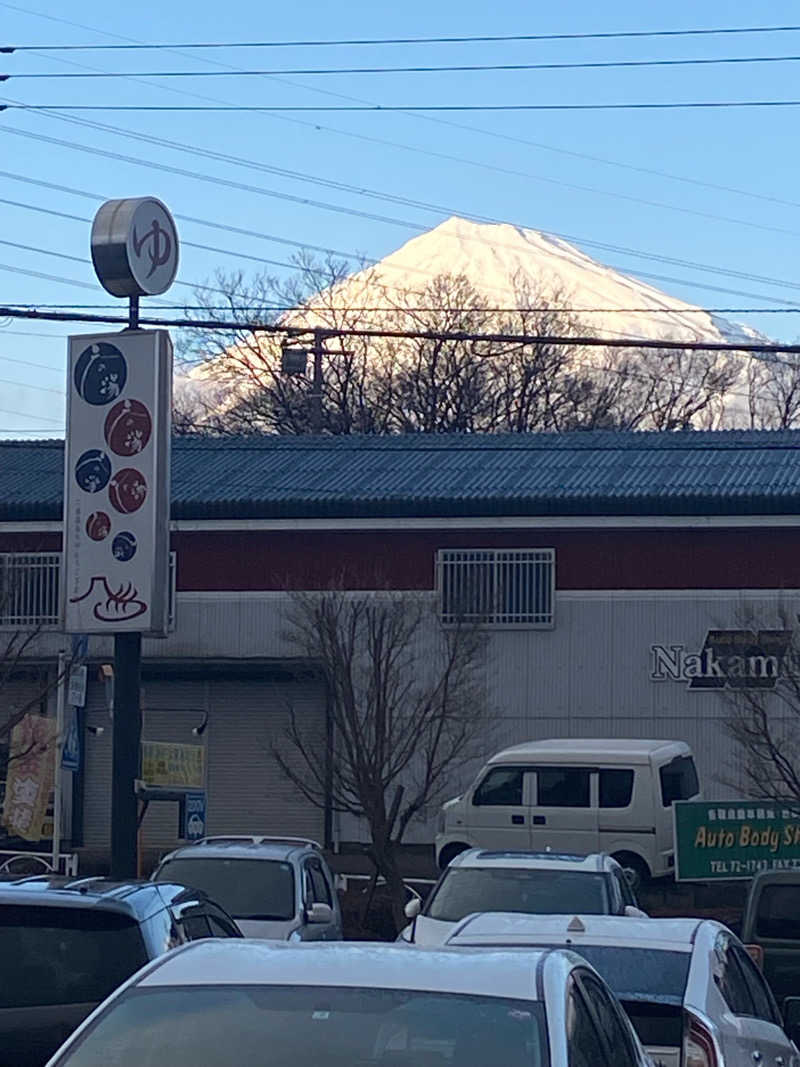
85,511 -> 111,541
108,468 -> 147,514
104,398 -> 152,457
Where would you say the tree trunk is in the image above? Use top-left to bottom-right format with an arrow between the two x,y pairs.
370,839 -> 408,934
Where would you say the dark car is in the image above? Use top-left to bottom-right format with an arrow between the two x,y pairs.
0,875 -> 242,1067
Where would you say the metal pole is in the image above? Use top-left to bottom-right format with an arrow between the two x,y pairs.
110,292 -> 144,878
52,651 -> 65,874
111,633 -> 141,878
311,328 -> 323,434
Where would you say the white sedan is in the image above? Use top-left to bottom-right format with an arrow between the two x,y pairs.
447,912 -> 799,1067
45,939 -> 652,1067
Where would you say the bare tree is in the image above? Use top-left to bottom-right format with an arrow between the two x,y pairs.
746,352 -> 800,430
274,590 -> 487,928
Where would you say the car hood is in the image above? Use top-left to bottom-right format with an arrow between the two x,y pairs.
234,918 -> 296,940
399,915 -> 456,947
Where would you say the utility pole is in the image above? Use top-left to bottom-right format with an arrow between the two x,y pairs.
310,328 -> 324,434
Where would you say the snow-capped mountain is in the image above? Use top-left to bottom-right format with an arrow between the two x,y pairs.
330,216 -> 766,346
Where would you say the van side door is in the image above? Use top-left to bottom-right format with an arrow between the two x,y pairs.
530,765 -> 600,855
465,765 -> 534,850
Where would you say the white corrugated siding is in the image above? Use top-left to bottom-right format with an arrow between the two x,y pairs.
82,673 -> 326,858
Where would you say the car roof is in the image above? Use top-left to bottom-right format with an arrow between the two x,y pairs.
489,738 -> 689,766
0,876 -> 195,920
135,940 -> 553,1001
447,912 -> 706,951
749,869 -> 800,887
158,836 -> 321,864
449,850 -> 616,873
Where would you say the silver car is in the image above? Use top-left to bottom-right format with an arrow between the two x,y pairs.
45,940 -> 652,1067
152,836 -> 342,940
448,912 -> 800,1067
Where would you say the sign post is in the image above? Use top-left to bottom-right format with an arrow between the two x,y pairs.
64,197 -> 178,879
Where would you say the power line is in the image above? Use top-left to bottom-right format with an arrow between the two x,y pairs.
15,53 -> 800,76
0,353 -> 65,370
5,129 -> 800,303
3,304 -> 800,355
8,24 -> 800,50
11,0 -> 800,219
13,104 -> 800,250
10,99 -> 800,112
6,302 -> 800,316
0,375 -> 63,394
0,403 -> 62,423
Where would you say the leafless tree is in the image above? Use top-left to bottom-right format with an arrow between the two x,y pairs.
274,590 -> 487,928
719,610 -> 800,804
746,352 -> 800,430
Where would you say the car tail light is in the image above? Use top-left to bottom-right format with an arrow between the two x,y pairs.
683,1012 -> 718,1067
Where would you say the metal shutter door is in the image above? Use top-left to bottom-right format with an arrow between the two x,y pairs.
206,678 -> 326,843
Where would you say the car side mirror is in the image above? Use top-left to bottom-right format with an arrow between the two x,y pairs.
404,898 -> 421,921
784,997 -> 800,1046
624,905 -> 648,918
307,902 -> 333,925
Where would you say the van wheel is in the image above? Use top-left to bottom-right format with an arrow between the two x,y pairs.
612,852 -> 650,893
438,843 -> 469,870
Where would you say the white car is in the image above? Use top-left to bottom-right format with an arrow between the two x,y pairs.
45,940 -> 653,1067
447,912 -> 800,1067
400,850 -> 646,946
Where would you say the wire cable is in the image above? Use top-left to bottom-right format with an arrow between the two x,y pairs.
8,23 -> 800,50
4,127 -> 800,301
10,99 -> 800,112
15,53 -> 800,76
3,304 -> 800,355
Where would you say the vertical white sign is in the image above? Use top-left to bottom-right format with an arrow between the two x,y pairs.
63,329 -> 172,635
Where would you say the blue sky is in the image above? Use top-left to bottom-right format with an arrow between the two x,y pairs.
3,0 -> 800,435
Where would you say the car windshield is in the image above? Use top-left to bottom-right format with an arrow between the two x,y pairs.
0,905 -> 148,1008
425,868 -> 610,922
535,945 -> 691,1004
154,857 -> 295,921
54,984 -> 550,1067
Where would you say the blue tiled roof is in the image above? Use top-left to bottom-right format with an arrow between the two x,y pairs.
2,430 -> 800,521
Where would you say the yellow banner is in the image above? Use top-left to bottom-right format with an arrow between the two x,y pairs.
1,715 -> 56,842
141,741 -> 205,788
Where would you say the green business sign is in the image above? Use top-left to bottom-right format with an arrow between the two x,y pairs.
674,800 -> 800,881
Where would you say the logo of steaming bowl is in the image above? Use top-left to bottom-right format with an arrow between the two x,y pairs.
91,197 -> 179,298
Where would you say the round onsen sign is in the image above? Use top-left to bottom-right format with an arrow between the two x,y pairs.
91,197 -> 179,298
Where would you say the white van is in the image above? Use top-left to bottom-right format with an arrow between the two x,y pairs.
435,739 -> 700,888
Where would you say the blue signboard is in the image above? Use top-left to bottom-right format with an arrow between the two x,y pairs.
62,708 -> 81,772
181,792 -> 206,841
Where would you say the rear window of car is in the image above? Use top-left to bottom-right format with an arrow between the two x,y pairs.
540,945 -> 691,1004
425,868 -> 610,922
154,857 -> 295,921
659,756 -> 699,807
0,904 -> 148,1008
756,885 -> 800,940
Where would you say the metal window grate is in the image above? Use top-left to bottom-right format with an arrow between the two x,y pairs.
437,548 -> 555,627
0,552 -> 177,630
0,553 -> 61,628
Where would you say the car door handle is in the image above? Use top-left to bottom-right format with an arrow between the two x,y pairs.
775,1056 -> 784,1066
752,1052 -> 763,1064
533,815 -> 546,825
511,814 -> 524,825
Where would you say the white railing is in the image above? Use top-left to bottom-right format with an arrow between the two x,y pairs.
0,553 -> 61,628
0,552 -> 177,630
0,850 -> 78,876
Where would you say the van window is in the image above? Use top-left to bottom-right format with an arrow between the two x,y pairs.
756,885 -> 800,940
473,768 -> 524,806
659,756 -> 699,807
599,769 -> 634,809
537,768 -> 590,808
